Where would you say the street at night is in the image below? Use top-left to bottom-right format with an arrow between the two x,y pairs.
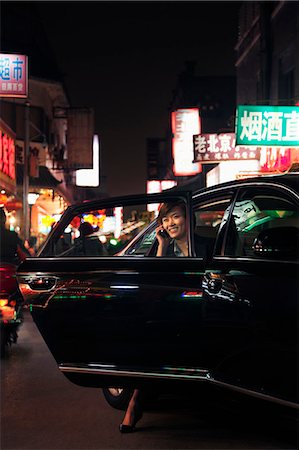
1,2 -> 299,449
1,310 -> 297,450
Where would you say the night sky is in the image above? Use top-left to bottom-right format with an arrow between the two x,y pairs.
3,1 -> 241,197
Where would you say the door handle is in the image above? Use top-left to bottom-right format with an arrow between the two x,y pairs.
28,277 -> 56,291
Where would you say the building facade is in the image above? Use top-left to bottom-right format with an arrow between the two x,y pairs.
0,77 -> 73,243
235,1 -> 299,106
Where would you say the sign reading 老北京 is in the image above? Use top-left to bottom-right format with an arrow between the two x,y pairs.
0,53 -> 28,98
193,132 -> 260,163
236,105 -> 299,147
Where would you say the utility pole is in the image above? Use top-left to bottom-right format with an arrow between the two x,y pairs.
23,101 -> 30,241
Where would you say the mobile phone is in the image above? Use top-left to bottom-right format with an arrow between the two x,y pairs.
159,229 -> 167,237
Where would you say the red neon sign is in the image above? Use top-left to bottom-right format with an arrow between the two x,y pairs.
0,128 -> 15,181
260,147 -> 293,172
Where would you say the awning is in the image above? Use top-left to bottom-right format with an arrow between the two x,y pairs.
17,165 -> 62,188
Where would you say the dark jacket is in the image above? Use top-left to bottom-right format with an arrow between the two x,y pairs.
74,235 -> 108,256
0,229 -> 29,264
166,234 -> 214,262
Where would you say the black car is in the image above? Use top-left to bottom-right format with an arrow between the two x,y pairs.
17,174 -> 299,412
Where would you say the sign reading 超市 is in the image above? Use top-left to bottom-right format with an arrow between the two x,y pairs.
236,105 -> 299,147
0,53 -> 28,98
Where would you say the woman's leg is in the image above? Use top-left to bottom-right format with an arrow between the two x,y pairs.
119,389 -> 143,432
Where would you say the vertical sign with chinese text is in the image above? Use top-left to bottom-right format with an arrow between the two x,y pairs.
0,119 -> 16,193
236,105 -> 299,147
172,108 -> 201,176
0,53 -> 28,98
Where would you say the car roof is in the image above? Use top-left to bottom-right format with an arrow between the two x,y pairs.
172,173 -> 299,196
67,173 -> 299,214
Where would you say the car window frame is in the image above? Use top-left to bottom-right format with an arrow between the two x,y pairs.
223,183 -> 299,262
38,191 -> 193,258
119,220 -> 158,256
192,187 -> 237,258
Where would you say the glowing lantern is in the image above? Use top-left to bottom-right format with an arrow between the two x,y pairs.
0,193 -> 8,205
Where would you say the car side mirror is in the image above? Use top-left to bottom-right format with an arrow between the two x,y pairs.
252,226 -> 298,260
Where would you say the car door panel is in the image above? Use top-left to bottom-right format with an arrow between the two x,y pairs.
18,256 -> 211,380
202,182 -> 299,403
203,258 -> 297,403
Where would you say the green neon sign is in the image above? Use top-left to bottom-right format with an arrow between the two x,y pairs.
236,105 -> 299,147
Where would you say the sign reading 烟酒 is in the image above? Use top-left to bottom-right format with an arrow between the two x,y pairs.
236,105 -> 299,147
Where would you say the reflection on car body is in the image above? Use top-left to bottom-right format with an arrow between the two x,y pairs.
17,174 -> 299,411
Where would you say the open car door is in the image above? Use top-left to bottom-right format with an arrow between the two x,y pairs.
17,190 -> 214,389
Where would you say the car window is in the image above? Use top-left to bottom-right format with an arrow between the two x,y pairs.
224,187 -> 299,260
123,224 -> 157,256
50,205 -> 156,257
193,195 -> 233,257
48,197 -> 190,258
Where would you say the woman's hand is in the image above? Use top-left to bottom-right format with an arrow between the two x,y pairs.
156,225 -> 170,256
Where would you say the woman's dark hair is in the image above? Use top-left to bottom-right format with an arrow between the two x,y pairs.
157,201 -> 186,225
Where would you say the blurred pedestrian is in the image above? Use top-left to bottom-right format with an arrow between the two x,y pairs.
0,208 -> 29,264
75,222 -> 108,256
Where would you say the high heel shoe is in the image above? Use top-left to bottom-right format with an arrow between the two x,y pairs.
119,403 -> 143,434
119,424 -> 135,433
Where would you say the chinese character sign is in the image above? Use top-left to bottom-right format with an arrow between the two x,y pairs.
236,105 -> 299,147
0,122 -> 16,184
171,108 -> 202,176
193,132 -> 260,162
0,53 -> 28,98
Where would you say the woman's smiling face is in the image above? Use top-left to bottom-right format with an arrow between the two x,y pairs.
161,206 -> 187,240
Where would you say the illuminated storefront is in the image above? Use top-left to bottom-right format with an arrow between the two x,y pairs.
16,165 -> 69,246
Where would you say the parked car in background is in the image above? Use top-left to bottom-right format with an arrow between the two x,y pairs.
16,174 -> 299,412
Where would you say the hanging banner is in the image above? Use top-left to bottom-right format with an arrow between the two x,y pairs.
193,132 -> 260,162
236,105 -> 299,147
0,53 -> 28,98
67,108 -> 94,169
